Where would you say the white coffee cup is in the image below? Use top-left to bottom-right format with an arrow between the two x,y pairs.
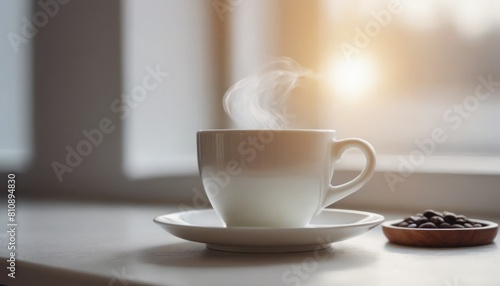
197,129 -> 376,227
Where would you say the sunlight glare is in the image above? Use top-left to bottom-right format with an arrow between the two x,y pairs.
329,57 -> 377,100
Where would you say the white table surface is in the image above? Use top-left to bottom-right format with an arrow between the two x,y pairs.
1,200 -> 499,286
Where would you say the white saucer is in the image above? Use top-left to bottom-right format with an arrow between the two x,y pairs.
153,209 -> 384,253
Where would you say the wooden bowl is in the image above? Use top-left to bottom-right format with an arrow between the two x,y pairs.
383,219 -> 498,247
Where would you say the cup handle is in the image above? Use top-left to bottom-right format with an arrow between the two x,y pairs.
320,138 -> 376,210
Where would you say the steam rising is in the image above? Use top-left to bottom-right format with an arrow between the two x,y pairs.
223,57 -> 315,129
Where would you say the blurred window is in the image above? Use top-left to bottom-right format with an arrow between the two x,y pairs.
122,0 -> 224,179
0,1 -> 32,171
319,1 -> 500,172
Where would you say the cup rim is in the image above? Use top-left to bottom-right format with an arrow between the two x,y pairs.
198,129 -> 336,134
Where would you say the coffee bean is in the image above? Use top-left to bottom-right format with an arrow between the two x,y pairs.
423,210 -> 443,219
404,217 -> 415,223
444,212 -> 457,220
430,216 -> 444,225
423,210 -> 435,219
439,222 -> 451,228
411,215 -> 422,221
416,217 -> 429,226
394,210 -> 487,229
444,213 -> 457,224
419,222 -> 437,228
398,221 -> 409,227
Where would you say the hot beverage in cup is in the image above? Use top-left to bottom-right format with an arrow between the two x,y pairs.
197,129 -> 376,228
